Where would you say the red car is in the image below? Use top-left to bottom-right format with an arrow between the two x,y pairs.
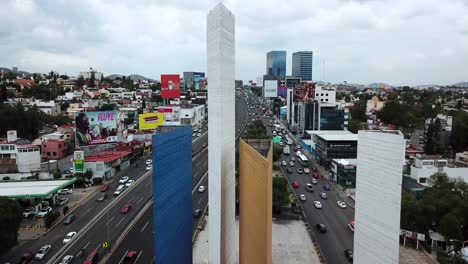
121,203 -> 131,214
312,172 -> 319,179
123,251 -> 139,264
293,181 -> 299,188
312,167 -> 317,173
100,183 -> 110,192
19,252 -> 34,264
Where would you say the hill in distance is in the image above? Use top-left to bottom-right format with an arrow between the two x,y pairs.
105,74 -> 154,82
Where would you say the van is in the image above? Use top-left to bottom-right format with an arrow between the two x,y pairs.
83,250 -> 99,264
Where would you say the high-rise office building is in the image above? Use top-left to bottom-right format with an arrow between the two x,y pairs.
354,130 -> 405,264
266,51 -> 286,80
292,51 -> 313,81
152,126 -> 193,264
207,3 -> 236,264
239,139 -> 272,264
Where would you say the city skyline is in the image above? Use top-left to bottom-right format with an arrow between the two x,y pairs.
0,0 -> 467,86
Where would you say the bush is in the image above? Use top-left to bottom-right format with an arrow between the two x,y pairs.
63,206 -> 69,216
45,211 -> 60,228
53,170 -> 62,179
92,177 -> 103,185
2,176 -> 11,180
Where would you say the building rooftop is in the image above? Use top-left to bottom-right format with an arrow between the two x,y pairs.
243,139 -> 271,158
84,149 -> 131,163
316,133 -> 358,142
0,179 -> 77,199
306,130 -> 353,136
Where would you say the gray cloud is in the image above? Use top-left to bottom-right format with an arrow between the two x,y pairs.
0,0 -> 467,85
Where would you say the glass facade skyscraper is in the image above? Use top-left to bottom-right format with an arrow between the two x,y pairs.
266,51 -> 286,80
292,51 -> 313,81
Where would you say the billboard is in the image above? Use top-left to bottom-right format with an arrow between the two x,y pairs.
193,73 -> 207,90
157,107 -> 181,125
161,74 -> 181,98
75,111 -> 118,146
264,80 -> 278,98
277,86 -> 288,99
293,83 -> 315,102
139,113 -> 164,130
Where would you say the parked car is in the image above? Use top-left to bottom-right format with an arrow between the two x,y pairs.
293,181 -> 299,188
121,203 -> 131,214
114,185 -> 125,196
313,201 -> 322,209
193,209 -> 202,218
316,224 -> 327,233
123,251 -> 139,264
37,207 -> 52,218
344,249 -> 353,261
58,188 -> 73,195
320,192 -> 328,199
337,201 -> 347,208
119,176 -> 129,184
96,193 -> 107,202
59,255 -> 74,264
63,231 -> 76,244
19,252 -> 33,264
58,197 -> 69,206
299,194 -> 306,201
63,214 -> 75,225
23,208 -> 36,218
198,185 -> 206,193
100,183 -> 110,192
34,245 -> 52,260
125,180 -> 135,187
305,183 -> 314,192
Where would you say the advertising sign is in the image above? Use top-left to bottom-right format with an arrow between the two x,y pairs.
293,83 -> 315,102
75,111 -> 118,146
157,107 -> 181,125
139,113 -> 164,130
264,80 -> 278,98
73,151 -> 84,173
193,73 -> 207,90
277,86 -> 288,99
161,74 -> 181,98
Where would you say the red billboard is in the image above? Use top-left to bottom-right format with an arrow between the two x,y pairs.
161,74 -> 181,99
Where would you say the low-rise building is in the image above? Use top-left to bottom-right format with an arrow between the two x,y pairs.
307,130 -> 358,168
180,104 -> 206,127
41,138 -> 69,160
455,151 -> 468,167
366,96 -> 385,113
330,159 -> 357,188
410,156 -> 468,186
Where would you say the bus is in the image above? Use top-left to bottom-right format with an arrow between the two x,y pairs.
298,154 -> 310,167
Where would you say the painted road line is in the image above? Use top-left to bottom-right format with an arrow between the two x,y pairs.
106,216 -> 115,226
115,218 -> 125,228
136,197 -> 144,205
135,251 -> 143,263
118,250 -> 129,264
140,221 -> 149,233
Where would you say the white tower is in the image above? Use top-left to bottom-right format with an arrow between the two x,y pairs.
207,3 -> 236,264
354,130 -> 405,264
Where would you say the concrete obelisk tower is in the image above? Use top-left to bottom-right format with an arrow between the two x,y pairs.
207,3 -> 236,264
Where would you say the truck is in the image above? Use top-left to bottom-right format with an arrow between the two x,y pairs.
283,145 -> 290,155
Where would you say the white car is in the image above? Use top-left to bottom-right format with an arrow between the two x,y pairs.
279,141 -> 284,146
289,161 -> 295,167
337,201 -> 347,208
281,160 -> 287,166
37,207 -> 52,218
58,189 -> 73,195
119,176 -> 129,184
314,201 -> 323,209
114,185 -> 125,196
23,208 -> 36,218
146,159 -> 152,165
300,194 -> 306,201
125,180 -> 135,187
35,245 -> 52,260
63,232 -> 76,244
146,165 -> 152,171
58,197 -> 69,206
312,179 -> 318,184
59,255 -> 74,264
198,185 -> 206,193
304,168 -> 310,174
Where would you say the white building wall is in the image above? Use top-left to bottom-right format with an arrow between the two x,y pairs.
354,131 -> 405,264
16,148 -> 41,173
207,4 -> 236,264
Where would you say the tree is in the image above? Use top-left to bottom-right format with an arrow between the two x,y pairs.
84,169 -> 93,180
89,71 -> 96,88
76,76 -> 85,87
0,196 -> 23,255
0,85 -> 7,102
142,98 -> 146,110
99,104 -> 116,111
53,170 -> 62,179
272,176 -> 289,214
347,119 -> 363,134
439,213 -> 463,243
272,145 -> 283,162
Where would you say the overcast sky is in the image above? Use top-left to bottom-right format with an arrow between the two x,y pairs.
1,0 -> 467,86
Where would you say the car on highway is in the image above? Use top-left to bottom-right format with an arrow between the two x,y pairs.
348,220 -> 355,232
59,255 -> 74,264
19,252 -> 33,264
63,214 -> 75,225
125,179 -> 135,187
312,172 -> 319,179
37,206 -> 52,218
62,231 -> 76,244
39,130 -> 45,134
320,192 -> 328,199
100,183 -> 110,192
96,193 -> 107,202
121,203 -> 132,214
58,197 -> 68,206
123,251 -> 139,264
192,133 -> 196,137
83,250 -> 99,264
58,188 -> 73,195
303,167 -> 310,174
202,143 -> 207,148
290,156 -> 296,162
299,194 -> 306,201
323,184 -> 331,191
286,167 -> 293,174
289,161 -> 295,167
297,167 -> 303,174
314,201 -> 323,209
305,183 -> 314,192
34,245 -> 51,260
316,224 -> 327,233
197,133 -> 201,137
312,178 -> 318,184
279,141 -> 283,146
295,144 -> 301,150
114,185 -> 125,196
344,249 -> 353,261
281,160 -> 287,166
23,208 -> 36,218
146,164 -> 152,171
146,159 -> 152,165
119,176 -> 129,184
193,209 -> 202,218
337,201 -> 347,208
198,185 -> 206,193
293,181 -> 299,188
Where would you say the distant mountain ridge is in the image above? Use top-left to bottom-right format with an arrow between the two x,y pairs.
453,82 -> 468,88
105,74 -> 154,82
0,67 -> 30,76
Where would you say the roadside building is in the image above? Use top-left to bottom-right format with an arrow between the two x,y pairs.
306,130 -> 358,168
330,159 -> 357,188
41,139 -> 69,161
409,156 -> 468,186
180,104 -> 206,128
455,151 -> 468,167
28,100 -> 61,116
366,96 -> 385,113
0,132 -> 41,173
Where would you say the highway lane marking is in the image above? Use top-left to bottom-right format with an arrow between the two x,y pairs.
83,241 -> 90,249
140,221 -> 149,232
118,250 -> 129,264
115,218 -> 125,228
84,207 -> 93,215
106,216 -> 115,225
136,196 -> 144,205
128,196 -> 135,202
135,250 -> 143,263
